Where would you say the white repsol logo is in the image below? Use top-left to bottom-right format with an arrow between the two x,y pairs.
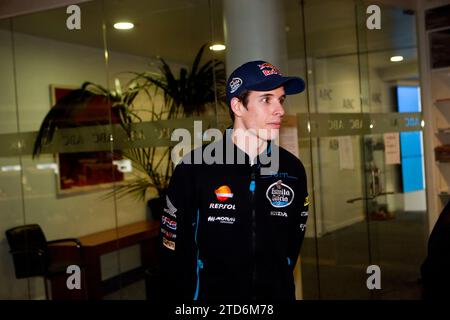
209,203 -> 236,210
207,216 -> 236,224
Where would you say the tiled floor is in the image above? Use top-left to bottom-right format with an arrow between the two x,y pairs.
103,279 -> 146,300
301,210 -> 428,299
103,211 -> 428,300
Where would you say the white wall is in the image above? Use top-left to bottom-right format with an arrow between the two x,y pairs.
310,55 -> 366,234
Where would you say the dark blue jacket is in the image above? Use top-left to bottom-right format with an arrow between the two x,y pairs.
421,200 -> 450,299
160,130 -> 309,301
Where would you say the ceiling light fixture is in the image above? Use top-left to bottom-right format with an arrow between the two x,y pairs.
390,55 -> 404,62
209,44 -> 226,51
114,22 -> 134,30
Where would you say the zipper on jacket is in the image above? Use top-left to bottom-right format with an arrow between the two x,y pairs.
193,258 -> 203,300
249,169 -> 257,300
193,209 -> 202,300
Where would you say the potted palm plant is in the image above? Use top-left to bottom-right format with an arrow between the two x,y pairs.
32,44 -> 226,218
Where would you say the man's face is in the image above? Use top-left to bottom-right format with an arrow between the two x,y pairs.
237,86 -> 286,140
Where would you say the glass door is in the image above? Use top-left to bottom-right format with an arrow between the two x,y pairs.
299,0 -> 428,299
355,1 -> 428,299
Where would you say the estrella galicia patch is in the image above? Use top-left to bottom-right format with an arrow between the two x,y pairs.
266,180 -> 295,208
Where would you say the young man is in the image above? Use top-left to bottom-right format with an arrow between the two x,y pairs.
160,61 -> 309,301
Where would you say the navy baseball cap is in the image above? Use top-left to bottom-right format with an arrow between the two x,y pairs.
226,60 -> 305,106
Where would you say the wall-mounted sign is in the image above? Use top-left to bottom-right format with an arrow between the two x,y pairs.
297,112 -> 422,138
338,136 -> 354,170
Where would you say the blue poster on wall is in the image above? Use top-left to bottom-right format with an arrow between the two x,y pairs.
397,86 -> 425,192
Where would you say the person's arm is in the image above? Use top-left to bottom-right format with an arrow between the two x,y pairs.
287,166 -> 309,272
160,162 -> 197,300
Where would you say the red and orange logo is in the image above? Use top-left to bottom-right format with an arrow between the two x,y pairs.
215,185 -> 234,202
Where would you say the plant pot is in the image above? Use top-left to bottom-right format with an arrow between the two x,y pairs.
147,196 -> 165,221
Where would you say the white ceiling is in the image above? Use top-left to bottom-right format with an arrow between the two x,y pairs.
2,0 -> 418,76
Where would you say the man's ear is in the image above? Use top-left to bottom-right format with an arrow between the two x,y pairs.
230,97 -> 245,118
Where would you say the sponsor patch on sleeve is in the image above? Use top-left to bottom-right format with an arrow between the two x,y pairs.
304,196 -> 310,206
162,216 -> 177,230
161,227 -> 177,239
165,195 -> 177,218
163,237 -> 175,250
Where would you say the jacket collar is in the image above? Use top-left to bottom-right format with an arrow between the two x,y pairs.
224,128 -> 272,167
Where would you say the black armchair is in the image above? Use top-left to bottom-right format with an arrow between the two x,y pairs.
5,224 -> 83,300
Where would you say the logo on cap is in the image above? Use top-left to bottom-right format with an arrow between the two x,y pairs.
258,63 -> 281,77
229,77 -> 242,94
215,185 -> 234,202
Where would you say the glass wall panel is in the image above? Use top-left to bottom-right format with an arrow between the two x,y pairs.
0,18 -> 30,300
283,0 -> 319,299
101,0 -> 220,299
0,0 -> 429,301
302,0 -> 373,299
3,1 -> 115,299
298,0 -> 428,299
358,0 -> 427,299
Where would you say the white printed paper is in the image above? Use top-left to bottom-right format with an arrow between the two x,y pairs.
384,132 -> 400,165
338,136 -> 354,170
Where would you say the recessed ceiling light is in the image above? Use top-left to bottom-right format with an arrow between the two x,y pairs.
390,55 -> 404,62
114,22 -> 134,30
209,44 -> 226,51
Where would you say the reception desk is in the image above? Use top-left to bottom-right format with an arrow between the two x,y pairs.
48,220 -> 160,300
